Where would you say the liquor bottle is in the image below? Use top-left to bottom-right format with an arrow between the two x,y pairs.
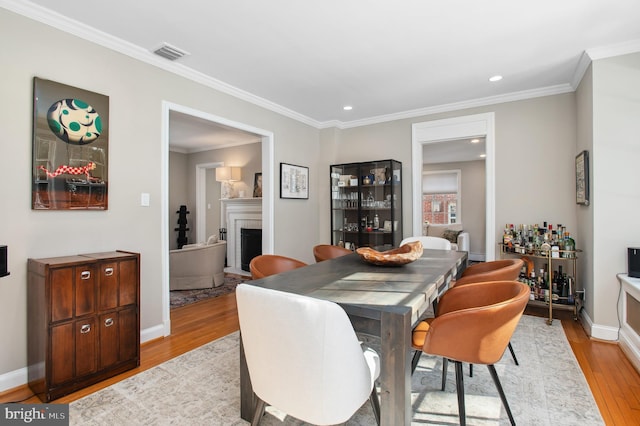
563,232 -> 576,258
373,214 -> 380,230
561,273 -> 569,300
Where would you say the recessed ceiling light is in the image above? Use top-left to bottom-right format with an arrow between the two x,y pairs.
343,105 -> 353,111
480,153 -> 487,158
489,75 -> 503,82
470,138 -> 480,144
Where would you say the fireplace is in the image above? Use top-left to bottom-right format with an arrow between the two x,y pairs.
220,198 -> 262,272
241,228 -> 262,272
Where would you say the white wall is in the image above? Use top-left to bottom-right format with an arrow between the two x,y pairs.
592,52 -> 640,333
0,8 -> 319,387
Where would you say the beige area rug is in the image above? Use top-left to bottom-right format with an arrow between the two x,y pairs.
69,315 -> 604,425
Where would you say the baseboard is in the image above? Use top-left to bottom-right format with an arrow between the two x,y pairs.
0,367 -> 27,393
1,323 -> 167,393
583,309 -> 620,341
141,323 -> 167,343
620,326 -> 640,375
469,252 -> 485,262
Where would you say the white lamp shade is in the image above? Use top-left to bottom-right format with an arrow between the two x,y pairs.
216,166 -> 241,182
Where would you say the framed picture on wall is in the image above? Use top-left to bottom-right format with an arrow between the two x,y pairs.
32,77 -> 109,210
575,150 -> 589,206
253,172 -> 262,197
280,163 -> 308,199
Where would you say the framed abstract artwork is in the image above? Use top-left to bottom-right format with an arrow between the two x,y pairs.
575,150 -> 589,206
280,163 -> 308,199
32,78 -> 109,210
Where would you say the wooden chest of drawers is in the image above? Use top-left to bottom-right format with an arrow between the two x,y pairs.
27,250 -> 140,401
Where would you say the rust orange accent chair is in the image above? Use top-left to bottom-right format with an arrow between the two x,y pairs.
449,258 -> 525,369
453,258 -> 524,287
249,254 -> 308,280
313,244 -> 352,262
411,281 -> 530,426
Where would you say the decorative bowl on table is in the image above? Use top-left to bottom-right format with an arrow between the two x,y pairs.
356,241 -> 423,266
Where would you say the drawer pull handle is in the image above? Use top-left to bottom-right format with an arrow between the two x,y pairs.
104,267 -> 114,276
80,324 -> 91,334
81,271 -> 91,280
104,318 -> 114,327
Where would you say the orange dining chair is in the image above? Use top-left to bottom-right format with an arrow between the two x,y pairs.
411,280 -> 530,426
437,258 -> 525,377
313,244 -> 352,262
249,254 -> 308,280
453,258 -> 524,287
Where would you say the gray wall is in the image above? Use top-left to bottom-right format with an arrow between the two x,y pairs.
169,151 -> 190,249
0,8 -> 319,383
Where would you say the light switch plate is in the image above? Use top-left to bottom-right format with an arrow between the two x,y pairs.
140,193 -> 150,206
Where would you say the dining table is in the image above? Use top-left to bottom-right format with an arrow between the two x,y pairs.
239,247 -> 468,426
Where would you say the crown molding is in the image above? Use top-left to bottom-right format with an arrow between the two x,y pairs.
0,0 -> 321,128
331,84 -> 575,129
586,38 -> 640,60
4,0 -> 631,132
571,51 -> 593,90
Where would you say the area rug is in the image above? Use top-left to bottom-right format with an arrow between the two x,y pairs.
170,273 -> 250,309
69,315 -> 604,425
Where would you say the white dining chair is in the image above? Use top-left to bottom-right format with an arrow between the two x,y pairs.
236,283 -> 381,426
401,235 -> 452,250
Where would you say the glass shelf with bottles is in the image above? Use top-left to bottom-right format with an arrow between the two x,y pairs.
330,160 -> 402,249
499,221 -> 582,323
500,222 -> 579,259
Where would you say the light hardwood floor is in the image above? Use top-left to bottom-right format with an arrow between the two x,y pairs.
2,294 -> 639,425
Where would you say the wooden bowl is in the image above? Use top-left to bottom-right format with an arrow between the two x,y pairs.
356,241 -> 423,266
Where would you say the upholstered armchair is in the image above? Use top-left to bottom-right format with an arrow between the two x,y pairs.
169,239 -> 226,290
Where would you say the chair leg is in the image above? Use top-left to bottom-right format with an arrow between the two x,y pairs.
508,341 -> 519,365
251,397 -> 266,426
487,364 -> 516,426
411,350 -> 422,373
454,361 -> 466,426
441,358 -> 449,391
369,387 -> 381,426
469,363 -> 473,377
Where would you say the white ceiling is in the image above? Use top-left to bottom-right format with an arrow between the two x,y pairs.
7,0 -> 640,153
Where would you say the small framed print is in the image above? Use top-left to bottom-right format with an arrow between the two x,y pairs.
280,163 -> 308,199
575,150 -> 589,205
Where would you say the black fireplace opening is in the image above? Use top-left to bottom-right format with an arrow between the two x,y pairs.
241,228 -> 262,272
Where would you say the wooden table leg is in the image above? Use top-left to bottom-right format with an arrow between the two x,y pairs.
378,307 -> 412,426
239,334 -> 256,422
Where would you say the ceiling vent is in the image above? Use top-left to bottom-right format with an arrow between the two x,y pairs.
152,43 -> 190,61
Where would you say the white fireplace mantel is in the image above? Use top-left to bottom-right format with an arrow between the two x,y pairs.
221,198 -> 262,272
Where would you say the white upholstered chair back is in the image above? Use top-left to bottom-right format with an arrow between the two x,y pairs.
236,283 -> 380,425
401,235 -> 452,250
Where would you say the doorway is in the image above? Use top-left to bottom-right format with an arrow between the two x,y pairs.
161,101 -> 274,336
411,112 -> 495,261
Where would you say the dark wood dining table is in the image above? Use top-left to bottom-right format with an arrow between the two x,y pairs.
239,248 -> 468,426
